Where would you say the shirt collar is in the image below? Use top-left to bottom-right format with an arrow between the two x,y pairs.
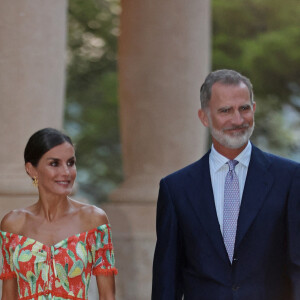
209,141 -> 252,173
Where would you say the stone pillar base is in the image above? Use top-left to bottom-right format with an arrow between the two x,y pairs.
110,175 -> 162,203
102,201 -> 157,300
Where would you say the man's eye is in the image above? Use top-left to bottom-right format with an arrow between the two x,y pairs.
241,106 -> 250,111
50,162 -> 58,167
220,108 -> 230,113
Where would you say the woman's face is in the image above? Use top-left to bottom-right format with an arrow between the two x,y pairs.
27,142 -> 77,197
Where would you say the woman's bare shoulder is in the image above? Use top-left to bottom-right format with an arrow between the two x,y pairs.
70,198 -> 109,229
0,208 -> 31,233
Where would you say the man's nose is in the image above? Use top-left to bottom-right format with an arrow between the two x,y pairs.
232,111 -> 244,125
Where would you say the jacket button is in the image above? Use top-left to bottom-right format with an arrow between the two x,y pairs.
232,285 -> 240,291
233,257 -> 238,262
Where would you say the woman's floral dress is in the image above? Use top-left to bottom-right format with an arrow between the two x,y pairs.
0,224 -> 117,299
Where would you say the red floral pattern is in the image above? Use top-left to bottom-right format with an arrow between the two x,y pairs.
0,224 -> 117,299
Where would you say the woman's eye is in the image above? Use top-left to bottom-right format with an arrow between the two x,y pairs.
50,162 -> 58,167
67,160 -> 75,166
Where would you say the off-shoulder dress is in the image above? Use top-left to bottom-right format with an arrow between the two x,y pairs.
0,223 -> 118,300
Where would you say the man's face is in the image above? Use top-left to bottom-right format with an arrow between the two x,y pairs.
198,82 -> 256,153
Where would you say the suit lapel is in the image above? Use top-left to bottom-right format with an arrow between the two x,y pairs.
235,145 -> 274,250
186,152 -> 229,263
185,146 -> 273,263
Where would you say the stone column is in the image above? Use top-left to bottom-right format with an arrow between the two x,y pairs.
0,0 -> 67,217
105,1 -> 211,299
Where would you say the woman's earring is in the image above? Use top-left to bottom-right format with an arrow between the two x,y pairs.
32,176 -> 38,188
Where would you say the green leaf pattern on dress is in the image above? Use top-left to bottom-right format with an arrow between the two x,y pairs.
0,224 -> 117,298
55,263 -> 70,292
106,249 -> 113,266
22,239 -> 35,248
76,241 -> 88,268
94,257 -> 103,268
19,250 -> 33,262
88,250 -> 92,264
26,270 -> 36,294
67,249 -> 76,263
68,260 -> 84,278
96,232 -> 102,250
85,273 -> 91,299
13,245 -> 21,270
77,288 -> 83,298
24,287 -> 29,297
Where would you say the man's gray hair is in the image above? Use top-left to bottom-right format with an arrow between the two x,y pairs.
200,69 -> 254,108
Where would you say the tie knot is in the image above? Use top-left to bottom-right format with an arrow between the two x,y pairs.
227,160 -> 238,171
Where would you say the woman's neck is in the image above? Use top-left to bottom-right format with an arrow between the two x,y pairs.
35,195 -> 71,222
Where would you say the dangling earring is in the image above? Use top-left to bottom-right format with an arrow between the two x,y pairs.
32,176 -> 38,188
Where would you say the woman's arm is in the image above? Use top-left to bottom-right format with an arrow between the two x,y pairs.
96,275 -> 116,300
1,278 -> 18,300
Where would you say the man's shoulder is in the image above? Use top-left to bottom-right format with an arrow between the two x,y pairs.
162,150 -> 210,182
252,144 -> 300,170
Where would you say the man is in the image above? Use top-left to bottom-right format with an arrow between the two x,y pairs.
152,69 -> 300,300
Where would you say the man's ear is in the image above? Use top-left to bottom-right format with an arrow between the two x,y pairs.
198,109 -> 210,128
25,162 -> 37,179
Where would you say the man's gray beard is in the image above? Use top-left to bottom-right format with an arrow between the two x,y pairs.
209,121 -> 255,149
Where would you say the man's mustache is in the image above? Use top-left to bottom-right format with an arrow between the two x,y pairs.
223,124 -> 250,131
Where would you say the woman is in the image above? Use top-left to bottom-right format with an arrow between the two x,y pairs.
0,128 -> 117,300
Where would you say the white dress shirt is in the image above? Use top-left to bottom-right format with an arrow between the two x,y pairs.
209,141 -> 252,235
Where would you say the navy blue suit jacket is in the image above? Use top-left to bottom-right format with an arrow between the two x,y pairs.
152,145 -> 300,300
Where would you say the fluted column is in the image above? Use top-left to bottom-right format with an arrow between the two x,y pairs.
105,1 -> 211,299
0,0 -> 67,216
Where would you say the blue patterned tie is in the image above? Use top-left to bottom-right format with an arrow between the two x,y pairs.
223,160 -> 240,263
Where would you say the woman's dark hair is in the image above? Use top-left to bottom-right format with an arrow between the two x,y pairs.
24,128 -> 73,167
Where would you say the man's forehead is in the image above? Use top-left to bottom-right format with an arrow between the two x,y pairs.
211,82 -> 250,98
212,81 -> 248,90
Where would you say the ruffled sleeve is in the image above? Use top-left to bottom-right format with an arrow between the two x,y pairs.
91,224 -> 118,276
0,232 -> 17,280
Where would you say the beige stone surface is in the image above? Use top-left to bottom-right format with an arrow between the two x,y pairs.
112,0 -> 211,203
0,0 -> 211,298
0,194 -> 37,221
0,0 -> 67,199
111,0 -> 211,299
0,0 -> 67,292
102,201 -> 157,299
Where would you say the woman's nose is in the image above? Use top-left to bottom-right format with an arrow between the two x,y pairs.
61,164 -> 70,175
